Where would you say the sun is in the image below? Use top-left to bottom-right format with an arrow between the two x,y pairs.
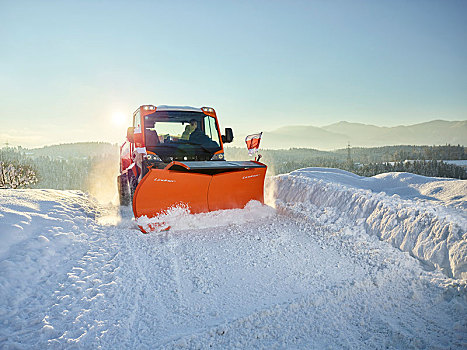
112,112 -> 127,127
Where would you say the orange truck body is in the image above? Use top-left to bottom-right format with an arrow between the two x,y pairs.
118,105 -> 266,232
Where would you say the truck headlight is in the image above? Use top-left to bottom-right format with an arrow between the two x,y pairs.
210,153 -> 224,161
146,153 -> 162,162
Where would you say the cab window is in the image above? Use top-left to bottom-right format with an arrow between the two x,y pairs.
204,116 -> 220,146
133,110 -> 141,130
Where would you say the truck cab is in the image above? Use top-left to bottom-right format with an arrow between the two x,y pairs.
119,105 -> 234,204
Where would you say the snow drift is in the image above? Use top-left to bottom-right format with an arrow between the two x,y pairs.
269,168 -> 467,279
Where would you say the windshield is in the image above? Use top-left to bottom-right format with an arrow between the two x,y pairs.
143,110 -> 222,161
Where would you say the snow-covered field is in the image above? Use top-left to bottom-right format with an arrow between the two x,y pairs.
1,169 -> 466,349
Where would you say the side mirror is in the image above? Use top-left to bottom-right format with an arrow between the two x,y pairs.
222,128 -> 234,143
127,127 -> 135,143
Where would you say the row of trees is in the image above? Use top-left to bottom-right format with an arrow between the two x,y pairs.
265,158 -> 467,179
352,160 -> 467,179
1,143 -> 466,189
333,144 -> 467,163
226,145 -> 467,179
0,146 -> 118,190
227,144 -> 467,165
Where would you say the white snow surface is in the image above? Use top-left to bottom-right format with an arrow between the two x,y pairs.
444,160 -> 467,168
1,170 -> 466,349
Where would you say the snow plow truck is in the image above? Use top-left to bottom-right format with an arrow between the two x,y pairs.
118,105 -> 267,232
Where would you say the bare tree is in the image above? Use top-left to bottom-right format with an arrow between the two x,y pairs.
0,161 -> 38,189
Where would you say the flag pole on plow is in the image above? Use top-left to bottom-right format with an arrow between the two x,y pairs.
245,132 -> 263,161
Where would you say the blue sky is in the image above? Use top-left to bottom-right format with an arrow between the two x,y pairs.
1,0 -> 466,147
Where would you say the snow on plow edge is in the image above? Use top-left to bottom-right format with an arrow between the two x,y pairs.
269,168 -> 467,280
135,200 -> 275,233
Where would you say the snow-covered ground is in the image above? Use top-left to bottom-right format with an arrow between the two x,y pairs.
1,169 -> 466,349
444,160 -> 467,169
271,168 -> 467,279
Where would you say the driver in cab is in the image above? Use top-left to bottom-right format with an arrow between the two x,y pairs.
188,119 -> 212,145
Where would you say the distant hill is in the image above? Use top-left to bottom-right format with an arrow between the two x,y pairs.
24,142 -> 119,159
19,120 -> 467,155
261,125 -> 347,150
256,120 -> 467,150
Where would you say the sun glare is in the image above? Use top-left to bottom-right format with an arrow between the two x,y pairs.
112,112 -> 127,127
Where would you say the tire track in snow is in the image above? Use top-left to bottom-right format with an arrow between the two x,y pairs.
105,222 -> 197,348
45,228 -> 121,347
168,240 -> 185,305
119,230 -> 147,348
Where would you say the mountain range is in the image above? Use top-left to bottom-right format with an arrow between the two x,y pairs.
249,120 -> 467,150
18,120 -> 467,153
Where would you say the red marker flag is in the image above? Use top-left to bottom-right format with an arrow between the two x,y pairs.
245,132 -> 263,156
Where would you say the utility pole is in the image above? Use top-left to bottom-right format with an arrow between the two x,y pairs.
0,141 -> 5,187
346,141 -> 354,170
347,141 -> 351,163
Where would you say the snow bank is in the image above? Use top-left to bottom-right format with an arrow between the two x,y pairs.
0,189 -> 98,259
269,168 -> 467,279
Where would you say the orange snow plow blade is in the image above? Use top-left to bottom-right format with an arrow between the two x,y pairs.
132,161 -> 267,232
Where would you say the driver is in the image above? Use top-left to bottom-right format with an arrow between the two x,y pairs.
180,123 -> 195,140
188,119 -> 211,145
